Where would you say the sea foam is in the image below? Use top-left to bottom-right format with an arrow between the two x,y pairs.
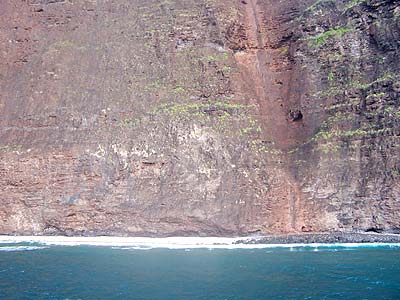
0,236 -> 399,250
0,246 -> 48,252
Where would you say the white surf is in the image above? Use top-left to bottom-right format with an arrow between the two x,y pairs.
0,236 -> 399,250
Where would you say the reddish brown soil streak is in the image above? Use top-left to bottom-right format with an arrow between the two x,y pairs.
237,0 -> 301,232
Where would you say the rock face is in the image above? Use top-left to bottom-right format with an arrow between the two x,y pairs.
0,0 -> 399,236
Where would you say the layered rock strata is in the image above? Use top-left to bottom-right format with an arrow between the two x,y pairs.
0,0 -> 399,236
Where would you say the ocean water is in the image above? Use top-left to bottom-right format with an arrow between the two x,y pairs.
0,238 -> 399,300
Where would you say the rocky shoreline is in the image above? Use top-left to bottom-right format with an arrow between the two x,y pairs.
3,231 -> 400,245
238,232 -> 400,244
1,233 -> 400,249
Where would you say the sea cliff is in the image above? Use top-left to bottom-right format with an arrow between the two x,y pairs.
0,0 -> 399,236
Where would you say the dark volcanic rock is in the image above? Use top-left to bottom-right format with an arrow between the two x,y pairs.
0,0 -> 399,236
238,232 -> 400,244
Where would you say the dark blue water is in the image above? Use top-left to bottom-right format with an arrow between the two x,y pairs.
0,246 -> 399,300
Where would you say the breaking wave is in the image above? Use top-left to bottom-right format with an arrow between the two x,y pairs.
0,246 -> 48,252
0,236 -> 399,250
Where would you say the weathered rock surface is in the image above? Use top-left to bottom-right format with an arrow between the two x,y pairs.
0,0 -> 399,236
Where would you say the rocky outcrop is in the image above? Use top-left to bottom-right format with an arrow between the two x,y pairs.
0,0 -> 399,236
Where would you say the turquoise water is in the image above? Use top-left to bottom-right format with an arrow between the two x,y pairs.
0,245 -> 399,299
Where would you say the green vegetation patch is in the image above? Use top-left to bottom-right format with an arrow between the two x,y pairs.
250,139 -> 282,155
318,72 -> 396,98
156,101 -> 247,117
308,26 -> 352,48
350,73 -> 396,90
344,0 -> 366,11
172,86 -> 186,93
0,145 -> 23,153
305,0 -> 335,13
